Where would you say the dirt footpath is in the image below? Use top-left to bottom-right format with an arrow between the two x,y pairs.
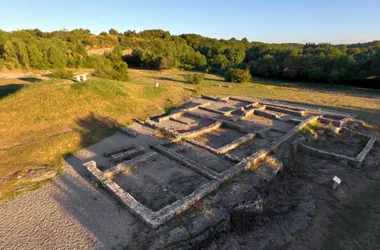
0,162 -> 139,249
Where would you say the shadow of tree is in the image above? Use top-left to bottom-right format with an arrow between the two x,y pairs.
18,77 -> 42,83
151,76 -> 187,83
0,84 -> 25,99
204,77 -> 225,83
74,112 -> 120,148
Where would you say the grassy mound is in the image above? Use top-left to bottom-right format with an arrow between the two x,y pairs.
0,77 -> 186,200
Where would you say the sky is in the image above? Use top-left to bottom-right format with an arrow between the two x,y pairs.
1,0 -> 379,44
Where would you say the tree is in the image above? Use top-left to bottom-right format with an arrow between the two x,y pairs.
3,40 -> 19,69
224,68 -> 251,83
106,45 -> 122,64
193,52 -> 207,69
371,48 -> 380,76
251,55 -> 279,77
93,61 -> 129,81
308,66 -> 324,83
328,70 -> 340,84
159,56 -> 174,70
15,39 -> 30,67
46,43 -> 67,68
109,28 -> 119,36
184,73 -> 204,84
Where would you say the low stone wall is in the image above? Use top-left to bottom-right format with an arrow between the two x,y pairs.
253,109 -> 281,120
83,161 -> 159,228
199,106 -> 226,115
217,133 -> 256,154
184,137 -> 219,154
110,146 -> 144,163
103,145 -> 136,157
151,144 -> 219,180
120,126 -> 138,137
299,125 -> 376,166
181,121 -> 222,138
265,105 -> 306,116
104,151 -> 157,176
299,143 -> 359,164
81,96 -> 371,231
201,94 -> 221,102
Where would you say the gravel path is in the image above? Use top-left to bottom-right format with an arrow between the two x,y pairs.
0,162 -> 139,249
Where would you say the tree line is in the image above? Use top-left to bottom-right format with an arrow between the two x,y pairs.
0,28 -> 379,87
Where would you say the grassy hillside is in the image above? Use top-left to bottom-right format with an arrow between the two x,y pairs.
129,69 -> 380,123
0,76 -> 187,199
0,68 -> 379,200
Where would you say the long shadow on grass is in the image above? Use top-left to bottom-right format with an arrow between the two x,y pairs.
204,77 -> 225,83
0,84 -> 25,99
17,77 -> 42,83
75,112 -> 120,148
151,76 -> 187,83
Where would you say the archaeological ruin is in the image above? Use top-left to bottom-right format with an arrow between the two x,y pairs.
67,95 -> 377,249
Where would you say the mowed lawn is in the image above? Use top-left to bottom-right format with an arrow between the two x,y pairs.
0,68 -> 379,200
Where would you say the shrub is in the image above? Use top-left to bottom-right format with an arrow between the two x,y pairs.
224,68 -> 252,83
184,73 -> 204,84
159,57 -> 174,70
51,68 -> 74,79
93,61 -> 129,81
180,64 -> 194,70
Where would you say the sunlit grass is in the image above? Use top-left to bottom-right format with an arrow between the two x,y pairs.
0,68 -> 379,200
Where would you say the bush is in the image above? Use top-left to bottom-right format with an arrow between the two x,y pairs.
184,73 -> 204,84
180,64 -> 194,70
93,61 -> 129,81
224,68 -> 251,83
51,68 -> 74,79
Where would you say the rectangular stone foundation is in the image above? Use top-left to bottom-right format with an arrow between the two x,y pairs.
79,96 -> 367,229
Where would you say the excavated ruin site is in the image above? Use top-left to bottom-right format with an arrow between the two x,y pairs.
66,95 -> 378,249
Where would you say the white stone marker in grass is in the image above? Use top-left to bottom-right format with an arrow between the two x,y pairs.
333,176 -> 342,189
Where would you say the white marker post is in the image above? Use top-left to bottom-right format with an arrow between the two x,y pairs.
333,176 -> 341,189
155,83 -> 159,88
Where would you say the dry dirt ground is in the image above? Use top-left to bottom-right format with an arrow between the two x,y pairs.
0,133 -> 141,249
0,128 -> 378,250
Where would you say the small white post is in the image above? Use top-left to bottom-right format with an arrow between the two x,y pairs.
155,83 -> 159,88
333,176 -> 341,189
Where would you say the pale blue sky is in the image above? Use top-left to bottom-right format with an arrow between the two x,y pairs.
1,0 -> 379,44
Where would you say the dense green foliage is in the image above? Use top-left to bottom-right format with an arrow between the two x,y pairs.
224,68 -> 252,83
51,68 -> 74,79
93,61 -> 129,81
184,73 -> 204,84
0,28 -> 379,87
